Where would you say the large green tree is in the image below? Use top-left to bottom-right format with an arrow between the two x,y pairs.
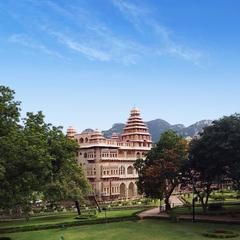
0,86 -> 90,217
134,130 -> 188,211
43,122 -> 90,208
189,114 -> 240,211
0,86 -> 21,180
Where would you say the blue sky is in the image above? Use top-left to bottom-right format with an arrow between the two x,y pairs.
1,0 -> 240,131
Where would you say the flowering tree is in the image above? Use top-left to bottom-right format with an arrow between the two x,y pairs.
134,130 -> 188,211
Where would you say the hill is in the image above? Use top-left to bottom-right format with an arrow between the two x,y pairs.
101,119 -> 212,142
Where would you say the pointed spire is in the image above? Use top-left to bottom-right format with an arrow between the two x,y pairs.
122,107 -> 152,147
67,126 -> 76,138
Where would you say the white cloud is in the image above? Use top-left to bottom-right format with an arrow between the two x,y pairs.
9,34 -> 65,60
111,0 -> 149,31
50,31 -> 111,62
111,0 -> 203,64
46,28 -> 144,65
6,0 -> 204,65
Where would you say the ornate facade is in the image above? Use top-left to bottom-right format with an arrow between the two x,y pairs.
67,108 -> 152,201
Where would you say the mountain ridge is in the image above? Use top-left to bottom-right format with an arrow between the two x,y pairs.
84,119 -> 212,143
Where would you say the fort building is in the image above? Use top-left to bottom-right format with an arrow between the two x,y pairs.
67,107 -> 152,201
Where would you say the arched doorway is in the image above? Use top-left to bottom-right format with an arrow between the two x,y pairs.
120,183 -> 126,198
127,166 -> 134,174
128,182 -> 134,199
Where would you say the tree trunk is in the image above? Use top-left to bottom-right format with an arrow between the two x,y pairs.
198,193 -> 209,213
164,183 -> 177,212
159,199 -> 162,213
25,212 -> 30,221
75,200 -> 81,215
165,197 -> 171,211
204,193 -> 210,213
202,201 -> 207,213
197,194 -> 206,213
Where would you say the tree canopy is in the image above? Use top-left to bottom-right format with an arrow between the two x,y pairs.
189,114 -> 240,211
0,85 -> 90,217
134,130 -> 188,210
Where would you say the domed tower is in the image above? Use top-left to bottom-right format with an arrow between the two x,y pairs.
66,126 -> 76,139
122,107 -> 152,148
90,129 -> 105,142
111,132 -> 119,140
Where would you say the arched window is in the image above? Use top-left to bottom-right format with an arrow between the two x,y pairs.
84,152 -> 87,158
136,152 -> 140,158
120,183 -> 126,198
128,182 -> 135,198
127,166 -> 134,174
80,138 -> 84,143
119,166 -> 125,175
85,137 -> 89,142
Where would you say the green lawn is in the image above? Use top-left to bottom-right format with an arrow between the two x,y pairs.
171,203 -> 240,215
0,209 -> 142,230
181,190 -> 239,204
1,219 -> 240,240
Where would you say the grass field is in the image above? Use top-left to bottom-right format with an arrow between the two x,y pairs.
1,219 -> 240,240
172,203 -> 240,215
0,209 -> 142,230
181,190 -> 239,204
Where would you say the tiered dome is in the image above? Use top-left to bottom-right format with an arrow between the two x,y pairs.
66,126 -> 76,138
111,132 -> 119,140
121,107 -> 152,147
90,129 -> 105,141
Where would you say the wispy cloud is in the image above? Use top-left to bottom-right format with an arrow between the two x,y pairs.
111,0 -> 203,65
45,25 -> 144,65
48,31 -> 111,62
9,34 -> 65,60
5,0 -> 204,65
111,0 -> 149,32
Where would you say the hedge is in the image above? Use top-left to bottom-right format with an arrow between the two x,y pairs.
0,215 -> 141,234
202,230 -> 239,238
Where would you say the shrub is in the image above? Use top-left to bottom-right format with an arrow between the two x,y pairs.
75,215 -> 90,220
202,230 -> 239,238
168,210 -> 179,222
208,203 -> 223,211
0,216 -> 138,234
210,195 -> 226,201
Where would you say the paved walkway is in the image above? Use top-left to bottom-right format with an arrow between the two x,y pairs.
139,195 -> 183,218
138,196 -> 240,224
169,195 -> 183,207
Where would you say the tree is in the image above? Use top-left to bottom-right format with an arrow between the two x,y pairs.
0,86 -> 23,214
0,86 -> 21,180
0,86 -> 20,136
134,130 -> 188,211
0,86 -> 90,217
43,124 -> 90,210
188,114 -> 240,212
224,115 -> 240,194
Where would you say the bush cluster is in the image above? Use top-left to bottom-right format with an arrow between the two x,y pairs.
0,216 -> 137,234
208,203 -> 223,211
202,230 -> 239,238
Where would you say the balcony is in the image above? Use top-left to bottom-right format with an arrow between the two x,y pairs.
101,174 -> 120,178
87,175 -> 96,178
101,192 -> 120,196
